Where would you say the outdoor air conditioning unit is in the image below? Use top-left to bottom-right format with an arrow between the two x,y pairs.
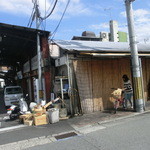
100,32 -> 109,41
55,56 -> 67,67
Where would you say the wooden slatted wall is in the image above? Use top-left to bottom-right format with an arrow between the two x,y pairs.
73,58 -> 149,113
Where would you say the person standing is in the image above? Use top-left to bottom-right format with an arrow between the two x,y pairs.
122,74 -> 133,109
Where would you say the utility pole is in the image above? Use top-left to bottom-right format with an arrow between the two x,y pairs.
35,0 -> 43,103
125,0 -> 144,112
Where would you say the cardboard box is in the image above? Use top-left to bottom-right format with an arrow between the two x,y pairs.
24,120 -> 33,126
34,114 -> 48,126
20,114 -> 32,119
33,108 -> 43,116
33,108 -> 46,117
19,114 -> 33,123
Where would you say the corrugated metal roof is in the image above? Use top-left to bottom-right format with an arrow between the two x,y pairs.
53,40 -> 150,52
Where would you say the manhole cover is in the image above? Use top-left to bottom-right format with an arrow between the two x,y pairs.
55,132 -> 78,140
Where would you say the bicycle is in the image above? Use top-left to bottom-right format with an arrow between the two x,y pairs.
114,97 -> 125,114
111,88 -> 125,114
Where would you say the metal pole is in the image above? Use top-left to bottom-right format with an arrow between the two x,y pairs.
125,0 -> 144,112
66,54 -> 73,115
35,0 -> 43,103
60,78 -> 64,100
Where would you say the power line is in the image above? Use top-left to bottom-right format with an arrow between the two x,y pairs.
29,12 -> 36,28
43,0 -> 55,30
27,0 -> 60,33
31,0 -> 57,29
40,0 -> 58,20
46,0 -> 55,16
27,3 -> 36,27
44,0 -> 47,30
51,0 -> 71,39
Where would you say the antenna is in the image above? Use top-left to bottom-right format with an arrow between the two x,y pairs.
144,38 -> 149,44
104,7 -> 112,20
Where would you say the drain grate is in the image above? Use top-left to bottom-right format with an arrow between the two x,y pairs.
54,132 -> 78,140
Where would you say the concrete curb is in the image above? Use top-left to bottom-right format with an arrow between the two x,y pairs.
98,109 -> 150,125
0,109 -> 150,149
71,109 -> 150,134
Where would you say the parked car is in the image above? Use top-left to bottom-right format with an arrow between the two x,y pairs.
4,86 -> 23,107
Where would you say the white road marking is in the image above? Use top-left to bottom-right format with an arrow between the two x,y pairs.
0,116 -> 10,120
0,136 -> 52,150
77,125 -> 106,134
0,125 -> 27,133
3,116 -> 10,120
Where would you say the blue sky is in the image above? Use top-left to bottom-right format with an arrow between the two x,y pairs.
0,0 -> 150,43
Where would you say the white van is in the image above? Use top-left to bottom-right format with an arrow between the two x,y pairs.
4,86 -> 23,107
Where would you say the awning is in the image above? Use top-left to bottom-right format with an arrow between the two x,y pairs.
0,22 -> 50,66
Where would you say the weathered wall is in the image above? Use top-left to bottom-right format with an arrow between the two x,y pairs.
73,58 -> 150,113
142,58 -> 150,100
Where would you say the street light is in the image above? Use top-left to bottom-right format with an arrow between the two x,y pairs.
125,0 -> 144,112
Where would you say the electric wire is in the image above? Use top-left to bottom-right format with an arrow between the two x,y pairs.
46,0 -> 55,15
27,0 -> 59,32
35,0 -> 57,30
27,3 -> 36,27
43,0 -> 56,30
29,12 -> 36,28
27,9 -> 33,27
40,0 -> 58,20
44,0 -> 47,30
41,20 -> 46,30
51,0 -> 71,39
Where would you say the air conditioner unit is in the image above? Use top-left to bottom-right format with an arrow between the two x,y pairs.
55,56 -> 67,67
100,32 -> 109,41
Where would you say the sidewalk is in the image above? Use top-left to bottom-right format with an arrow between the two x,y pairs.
0,101 -> 150,147
68,101 -> 150,129
1,101 -> 150,131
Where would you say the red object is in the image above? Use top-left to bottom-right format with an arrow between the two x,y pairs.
41,37 -> 51,101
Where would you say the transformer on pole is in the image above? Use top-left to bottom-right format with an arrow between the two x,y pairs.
125,0 -> 144,112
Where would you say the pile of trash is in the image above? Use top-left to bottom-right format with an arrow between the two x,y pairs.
19,98 -> 67,126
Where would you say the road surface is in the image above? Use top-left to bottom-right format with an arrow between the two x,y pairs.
27,112 -> 150,150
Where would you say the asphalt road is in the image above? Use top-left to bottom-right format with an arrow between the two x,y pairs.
27,112 -> 150,150
1,89 -> 150,150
